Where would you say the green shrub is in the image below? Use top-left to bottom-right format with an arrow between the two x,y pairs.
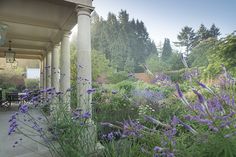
25,79 -> 39,90
0,72 -> 25,91
107,71 -> 129,84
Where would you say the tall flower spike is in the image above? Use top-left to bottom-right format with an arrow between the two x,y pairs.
154,146 -> 163,152
87,88 -> 96,94
176,83 -> 183,98
196,81 -> 215,95
177,117 -> 198,134
196,81 -> 207,88
192,89 -> 205,104
19,104 -> 29,113
176,83 -> 190,107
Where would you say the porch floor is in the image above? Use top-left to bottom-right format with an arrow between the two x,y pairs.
0,104 -> 51,157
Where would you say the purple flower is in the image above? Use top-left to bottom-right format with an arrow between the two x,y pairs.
78,65 -> 84,68
107,132 -> 114,141
184,115 -> 193,121
232,96 -> 235,106
171,116 -> 179,126
87,88 -> 96,94
122,119 -> 144,137
8,119 -> 18,135
167,152 -> 175,157
196,81 -> 207,88
208,126 -> 219,132
175,84 -> 183,98
19,105 -> 29,113
164,127 -> 177,140
197,118 -> 213,125
111,90 -> 118,94
46,88 -> 53,92
154,146 -> 163,152
192,89 -> 205,104
177,118 -> 197,134
82,112 -> 91,119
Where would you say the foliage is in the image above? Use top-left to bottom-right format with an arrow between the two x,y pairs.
146,52 -> 184,72
102,138 -> 144,157
187,38 -> 217,67
124,57 -> 135,72
176,26 -> 196,54
70,43 -> 77,83
92,49 -> 113,81
0,72 -> 25,91
107,71 -> 129,84
8,88 -> 97,157
206,33 -> 236,76
165,70 -> 185,83
114,80 -> 136,95
145,53 -> 170,72
209,24 -> 221,38
25,79 -> 39,90
161,38 -> 172,61
91,10 -> 157,72
168,53 -> 185,70
92,87 -> 138,137
197,24 -> 211,41
176,24 -> 221,54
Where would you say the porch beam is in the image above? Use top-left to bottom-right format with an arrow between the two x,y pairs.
7,33 -> 52,43
0,15 -> 60,30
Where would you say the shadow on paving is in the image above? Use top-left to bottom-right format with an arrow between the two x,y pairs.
0,104 -> 51,157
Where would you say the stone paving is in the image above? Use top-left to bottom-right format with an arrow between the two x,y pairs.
0,105 -> 51,157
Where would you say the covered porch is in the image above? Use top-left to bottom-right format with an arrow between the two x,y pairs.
0,0 -> 94,109
0,0 -> 95,156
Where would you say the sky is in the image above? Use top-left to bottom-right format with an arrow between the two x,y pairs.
27,68 -> 40,79
93,0 -> 236,48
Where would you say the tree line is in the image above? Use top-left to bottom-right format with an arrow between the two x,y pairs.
175,24 -> 221,55
91,10 -> 157,72
91,10 -> 226,75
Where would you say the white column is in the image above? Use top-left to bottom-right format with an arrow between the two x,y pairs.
60,31 -> 71,103
40,59 -> 44,89
43,55 -> 47,90
46,51 -> 52,88
51,44 -> 60,92
76,4 -> 98,152
76,5 -> 94,111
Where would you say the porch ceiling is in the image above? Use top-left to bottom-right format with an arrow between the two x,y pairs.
0,0 -> 84,60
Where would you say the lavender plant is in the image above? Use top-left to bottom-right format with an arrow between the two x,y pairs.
152,73 -> 173,87
175,57 -> 236,157
100,56 -> 236,157
8,88 -> 97,157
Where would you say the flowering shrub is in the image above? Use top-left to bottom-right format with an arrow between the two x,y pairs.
8,88 -> 97,157
152,73 -> 172,87
182,68 -> 200,80
174,65 -> 236,157
100,63 -> 236,157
